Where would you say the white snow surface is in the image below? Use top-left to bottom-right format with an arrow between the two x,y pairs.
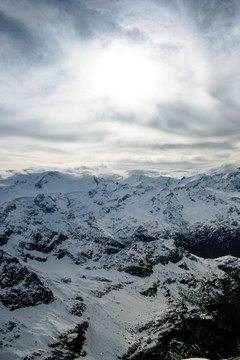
0,166 -> 240,359
0,243 -> 228,360
0,166 -> 240,240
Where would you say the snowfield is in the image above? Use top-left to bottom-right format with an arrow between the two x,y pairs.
1,165 -> 240,359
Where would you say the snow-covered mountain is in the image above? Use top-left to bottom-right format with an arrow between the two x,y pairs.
1,165 -> 240,360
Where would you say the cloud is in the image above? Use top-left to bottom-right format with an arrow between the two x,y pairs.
0,115 -> 110,143
0,0 -> 239,172
130,141 -> 235,151
0,10 -> 34,46
149,101 -> 240,138
117,158 -> 207,171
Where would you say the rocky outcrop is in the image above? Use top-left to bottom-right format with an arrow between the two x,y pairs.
0,250 -> 53,310
48,322 -> 88,359
174,226 -> 240,258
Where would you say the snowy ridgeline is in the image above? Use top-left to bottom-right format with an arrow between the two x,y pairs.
1,165 -> 240,257
0,165 -> 240,360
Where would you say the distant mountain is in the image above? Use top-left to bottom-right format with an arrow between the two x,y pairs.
1,166 -> 240,359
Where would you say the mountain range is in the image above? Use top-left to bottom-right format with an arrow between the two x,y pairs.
1,164 -> 240,360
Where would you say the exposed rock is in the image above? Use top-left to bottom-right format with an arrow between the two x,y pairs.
140,282 -> 159,297
27,232 -> 68,253
120,308 -> 240,360
49,322 -> 88,359
175,227 -> 240,258
0,250 -> 53,310
70,303 -> 86,317
34,194 -> 57,213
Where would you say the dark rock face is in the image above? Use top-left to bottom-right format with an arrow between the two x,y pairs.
0,320 -> 21,349
133,226 -> 158,243
0,228 -> 13,246
218,257 -> 240,282
122,264 -> 153,277
140,282 -> 158,297
116,241 -> 184,277
0,250 -> 53,310
1,202 -> 17,220
34,194 -> 57,213
123,311 -> 240,360
0,233 -> 10,246
174,226 -> 240,258
34,171 -> 61,189
119,264 -> 240,360
70,297 -> 86,317
48,322 -> 88,359
26,231 -> 68,254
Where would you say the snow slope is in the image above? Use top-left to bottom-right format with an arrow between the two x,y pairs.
1,166 -> 240,359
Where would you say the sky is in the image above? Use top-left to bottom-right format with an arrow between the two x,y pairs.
0,0 -> 240,175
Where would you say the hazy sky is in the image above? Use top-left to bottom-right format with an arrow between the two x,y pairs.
0,0 -> 240,174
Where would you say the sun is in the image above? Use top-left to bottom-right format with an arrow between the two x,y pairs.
92,40 -> 158,110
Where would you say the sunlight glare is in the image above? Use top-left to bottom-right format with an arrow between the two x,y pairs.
93,41 -> 158,110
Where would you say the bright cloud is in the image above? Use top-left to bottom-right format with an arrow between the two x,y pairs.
0,0 -> 239,173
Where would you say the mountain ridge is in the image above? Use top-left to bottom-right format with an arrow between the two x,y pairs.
1,165 -> 240,359
1,165 -> 240,258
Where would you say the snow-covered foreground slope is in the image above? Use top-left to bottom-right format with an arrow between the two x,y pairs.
1,240 -> 240,360
1,165 -> 240,359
